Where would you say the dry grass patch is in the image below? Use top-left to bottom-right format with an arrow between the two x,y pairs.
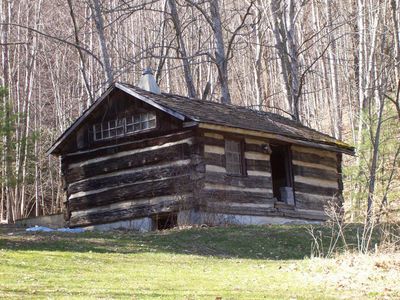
305,252 -> 400,299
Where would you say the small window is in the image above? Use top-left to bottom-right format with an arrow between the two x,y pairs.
93,118 -> 124,141
225,139 -> 243,175
125,112 -> 156,134
93,112 -> 156,141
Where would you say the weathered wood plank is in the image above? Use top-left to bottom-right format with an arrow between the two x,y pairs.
294,192 -> 332,210
244,143 -> 267,153
294,176 -> 338,189
204,152 -> 271,169
293,165 -> 338,181
294,182 -> 339,196
203,132 -> 223,140
69,195 -> 193,227
200,136 -> 225,147
68,137 -> 193,169
245,159 -> 271,172
204,152 -> 225,167
71,201 -> 179,227
201,202 -> 277,216
204,144 -> 225,155
68,160 -> 192,195
65,143 -> 191,183
202,134 -> 268,153
202,134 -> 269,153
205,164 -> 226,173
292,150 -> 337,168
245,137 -> 267,146
63,130 -> 194,164
204,183 -> 272,194
244,151 -> 270,160
280,208 -> 328,221
292,159 -> 337,172
204,172 -> 272,188
200,189 -> 274,203
68,175 -> 192,211
291,145 -> 337,159
247,170 -> 271,177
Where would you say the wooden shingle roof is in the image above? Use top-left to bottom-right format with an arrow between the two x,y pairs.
119,83 -> 354,154
48,82 -> 354,155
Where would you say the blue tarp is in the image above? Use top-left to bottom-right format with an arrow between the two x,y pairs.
26,226 -> 85,233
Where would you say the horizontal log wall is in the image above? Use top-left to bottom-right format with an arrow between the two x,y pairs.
62,130 -> 198,227
61,126 -> 341,226
292,145 -> 340,211
69,194 -> 193,227
200,131 -> 274,216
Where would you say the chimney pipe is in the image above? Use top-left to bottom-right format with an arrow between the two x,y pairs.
137,67 -> 161,94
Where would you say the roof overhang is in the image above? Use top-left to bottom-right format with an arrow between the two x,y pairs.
198,122 -> 355,155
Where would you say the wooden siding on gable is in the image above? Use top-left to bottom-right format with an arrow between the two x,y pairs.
62,89 -> 184,154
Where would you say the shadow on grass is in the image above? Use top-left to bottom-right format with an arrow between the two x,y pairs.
0,224 -> 373,260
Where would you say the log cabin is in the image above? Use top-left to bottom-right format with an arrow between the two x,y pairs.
48,69 -> 354,231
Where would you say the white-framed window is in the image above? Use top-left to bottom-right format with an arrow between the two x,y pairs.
93,112 -> 156,141
93,118 -> 124,141
126,112 -> 156,133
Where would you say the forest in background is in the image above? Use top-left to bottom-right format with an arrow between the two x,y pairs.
0,0 -> 399,223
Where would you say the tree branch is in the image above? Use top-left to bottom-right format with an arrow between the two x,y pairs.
1,22 -> 104,66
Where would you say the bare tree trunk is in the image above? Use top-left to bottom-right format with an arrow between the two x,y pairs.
67,0 -> 94,106
253,2 -> 264,109
325,0 -> 341,139
1,0 -> 12,222
167,0 -> 197,98
377,144 -> 400,223
269,0 -> 300,120
209,0 -> 231,104
355,0 -> 366,155
391,0 -> 400,80
366,95 -> 384,223
34,94 -> 39,216
286,0 -> 300,120
89,0 -> 113,86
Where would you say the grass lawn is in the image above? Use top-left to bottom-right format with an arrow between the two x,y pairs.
0,225 -> 398,299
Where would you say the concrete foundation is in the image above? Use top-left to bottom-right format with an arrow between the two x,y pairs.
177,209 -> 202,226
83,217 -> 152,232
198,212 -> 322,226
15,213 -> 65,228
80,210 -> 321,232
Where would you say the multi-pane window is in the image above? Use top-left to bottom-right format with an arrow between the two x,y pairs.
225,139 -> 243,175
126,112 -> 156,133
93,119 -> 124,141
93,112 -> 156,141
